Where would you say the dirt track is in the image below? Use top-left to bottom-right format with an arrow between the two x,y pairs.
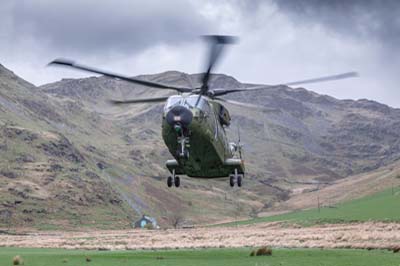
2,222 -> 399,250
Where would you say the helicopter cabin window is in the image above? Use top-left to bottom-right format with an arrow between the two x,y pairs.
165,95 -> 182,110
184,95 -> 210,113
218,104 -> 231,127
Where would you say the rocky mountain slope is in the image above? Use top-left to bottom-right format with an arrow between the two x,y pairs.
0,65 -> 135,229
1,63 -> 400,229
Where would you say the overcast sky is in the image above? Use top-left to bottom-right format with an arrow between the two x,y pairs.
1,0 -> 399,107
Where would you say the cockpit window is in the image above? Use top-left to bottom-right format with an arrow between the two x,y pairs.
184,95 -> 210,112
184,95 -> 200,107
165,95 -> 182,110
164,95 -> 210,112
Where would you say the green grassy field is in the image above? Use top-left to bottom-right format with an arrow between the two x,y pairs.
221,187 -> 400,226
1,247 -> 399,266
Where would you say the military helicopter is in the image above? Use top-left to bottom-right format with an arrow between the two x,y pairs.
49,35 -> 358,188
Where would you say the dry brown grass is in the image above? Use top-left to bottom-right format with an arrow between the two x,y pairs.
1,221 -> 400,251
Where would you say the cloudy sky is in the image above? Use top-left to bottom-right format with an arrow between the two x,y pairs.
1,0 -> 399,107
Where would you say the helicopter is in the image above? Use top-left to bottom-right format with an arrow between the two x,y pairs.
49,35 -> 358,188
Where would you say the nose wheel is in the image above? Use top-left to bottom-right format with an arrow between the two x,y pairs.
229,169 -> 243,187
167,170 -> 180,188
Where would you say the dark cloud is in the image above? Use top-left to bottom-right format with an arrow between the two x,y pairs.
9,0 -> 210,55
274,0 -> 400,50
1,0 -> 400,107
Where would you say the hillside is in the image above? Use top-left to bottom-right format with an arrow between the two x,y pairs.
220,180 -> 400,226
0,64 -> 136,229
1,63 -> 400,229
42,71 -> 400,181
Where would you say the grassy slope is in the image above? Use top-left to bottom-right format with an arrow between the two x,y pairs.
1,248 -> 399,266
221,187 -> 400,226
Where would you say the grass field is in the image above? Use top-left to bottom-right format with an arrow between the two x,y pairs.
221,187 -> 400,226
1,247 -> 399,266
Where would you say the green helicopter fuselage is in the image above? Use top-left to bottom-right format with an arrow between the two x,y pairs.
161,94 -> 244,178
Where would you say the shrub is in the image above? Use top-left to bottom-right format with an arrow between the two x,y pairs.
256,246 -> 272,256
144,223 -> 154,230
391,246 -> 400,253
86,256 -> 91,262
13,255 -> 23,265
250,250 -> 255,256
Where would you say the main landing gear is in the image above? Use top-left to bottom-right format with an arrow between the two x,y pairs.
229,168 -> 243,187
167,169 -> 180,188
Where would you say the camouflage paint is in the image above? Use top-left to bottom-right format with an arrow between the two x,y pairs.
162,97 -> 245,178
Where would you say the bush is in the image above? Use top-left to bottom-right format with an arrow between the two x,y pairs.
391,246 -> 400,253
144,223 -> 154,230
13,255 -> 23,265
250,247 -> 272,256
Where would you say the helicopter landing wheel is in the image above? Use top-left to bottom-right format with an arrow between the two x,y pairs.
174,176 -> 180,187
167,176 -> 173,187
237,175 -> 242,187
229,175 -> 235,187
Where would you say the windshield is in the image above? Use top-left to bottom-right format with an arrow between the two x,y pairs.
184,95 -> 200,107
164,95 -> 210,112
184,95 -> 210,112
165,95 -> 182,110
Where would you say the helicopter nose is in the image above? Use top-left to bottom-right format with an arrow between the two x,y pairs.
166,105 -> 193,127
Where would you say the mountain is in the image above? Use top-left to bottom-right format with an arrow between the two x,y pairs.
0,64 -> 135,229
1,63 -> 400,229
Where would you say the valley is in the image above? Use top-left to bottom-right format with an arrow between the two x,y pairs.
1,63 -> 400,229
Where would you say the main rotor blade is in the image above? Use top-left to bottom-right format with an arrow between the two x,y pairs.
200,35 -> 237,92
195,35 -> 237,107
213,71 -> 359,96
215,97 -> 278,112
48,58 -> 193,93
109,96 -> 169,105
284,71 -> 359,86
